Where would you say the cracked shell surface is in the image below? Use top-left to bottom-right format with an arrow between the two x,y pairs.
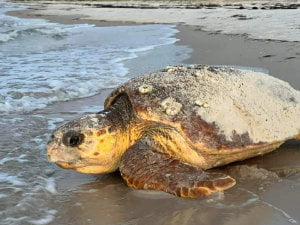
105,65 -> 300,151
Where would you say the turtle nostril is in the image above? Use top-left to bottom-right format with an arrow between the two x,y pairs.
62,130 -> 84,147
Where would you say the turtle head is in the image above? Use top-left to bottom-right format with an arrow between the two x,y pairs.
47,113 -> 125,174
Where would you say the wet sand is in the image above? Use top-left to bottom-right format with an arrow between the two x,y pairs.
177,25 -> 300,89
7,2 -> 300,225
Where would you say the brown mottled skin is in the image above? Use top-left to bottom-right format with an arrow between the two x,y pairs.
47,66 -> 300,198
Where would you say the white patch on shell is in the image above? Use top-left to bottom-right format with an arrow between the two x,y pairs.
193,68 -> 300,142
138,84 -> 153,94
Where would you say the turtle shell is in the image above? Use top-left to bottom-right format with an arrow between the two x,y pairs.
105,65 -> 300,152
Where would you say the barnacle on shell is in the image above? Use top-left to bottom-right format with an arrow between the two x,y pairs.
161,97 -> 182,116
138,84 -> 153,94
166,102 -> 182,116
160,97 -> 175,110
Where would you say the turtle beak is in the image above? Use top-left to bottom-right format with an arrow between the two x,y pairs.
46,137 -> 82,168
55,161 -> 77,169
47,145 -> 80,169
46,134 -> 59,162
46,144 -> 60,163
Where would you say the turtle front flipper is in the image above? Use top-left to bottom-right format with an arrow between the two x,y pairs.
120,139 -> 236,198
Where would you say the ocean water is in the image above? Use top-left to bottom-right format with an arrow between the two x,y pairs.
0,2 -> 191,113
0,2 -> 191,224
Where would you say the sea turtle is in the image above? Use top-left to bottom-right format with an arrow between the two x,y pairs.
47,65 -> 300,198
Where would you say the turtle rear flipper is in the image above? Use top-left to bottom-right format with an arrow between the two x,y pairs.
120,138 -> 236,198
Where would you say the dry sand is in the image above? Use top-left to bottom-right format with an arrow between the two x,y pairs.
177,25 -> 300,89
7,2 -> 300,225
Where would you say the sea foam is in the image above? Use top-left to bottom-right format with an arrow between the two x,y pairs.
0,10 -> 182,113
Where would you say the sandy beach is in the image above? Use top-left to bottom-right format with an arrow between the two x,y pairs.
2,1 -> 300,224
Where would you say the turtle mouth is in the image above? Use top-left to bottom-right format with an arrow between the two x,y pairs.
55,159 -> 105,170
55,161 -> 79,169
47,145 -> 82,165
55,160 -> 114,174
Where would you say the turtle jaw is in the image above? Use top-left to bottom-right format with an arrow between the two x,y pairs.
47,146 -> 80,170
74,165 -> 118,174
54,159 -> 118,174
48,152 -> 114,174
47,143 -> 81,164
55,161 -> 77,170
47,145 -> 120,174
55,161 -> 113,174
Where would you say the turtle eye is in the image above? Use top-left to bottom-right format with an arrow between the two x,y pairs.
62,130 -> 84,147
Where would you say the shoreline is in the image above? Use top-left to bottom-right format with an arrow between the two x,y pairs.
6,8 -> 140,27
6,0 -> 300,42
5,2 -> 300,107
7,2 -> 299,88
